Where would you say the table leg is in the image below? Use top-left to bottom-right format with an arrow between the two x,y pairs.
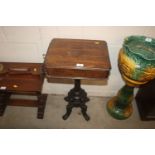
37,94 -> 47,119
63,79 -> 90,121
0,92 -> 11,116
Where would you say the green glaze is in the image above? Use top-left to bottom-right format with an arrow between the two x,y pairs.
124,36 -> 155,60
107,35 -> 155,120
115,85 -> 134,108
122,36 -> 155,83
107,85 -> 134,120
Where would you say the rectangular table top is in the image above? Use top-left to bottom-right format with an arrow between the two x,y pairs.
44,38 -> 111,79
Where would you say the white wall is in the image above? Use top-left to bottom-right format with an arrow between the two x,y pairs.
0,26 -> 155,96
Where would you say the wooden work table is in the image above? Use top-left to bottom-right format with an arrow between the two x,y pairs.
44,38 -> 111,120
0,62 -> 47,119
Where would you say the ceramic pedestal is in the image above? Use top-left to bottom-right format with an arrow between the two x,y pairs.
107,36 -> 155,120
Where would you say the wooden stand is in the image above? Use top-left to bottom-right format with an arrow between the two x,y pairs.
0,91 -> 47,119
44,38 -> 111,121
135,79 -> 155,121
0,62 -> 47,119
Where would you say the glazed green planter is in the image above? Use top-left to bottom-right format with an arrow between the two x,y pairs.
107,36 -> 155,120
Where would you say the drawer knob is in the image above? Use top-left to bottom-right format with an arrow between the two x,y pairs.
13,84 -> 18,88
33,68 -> 37,72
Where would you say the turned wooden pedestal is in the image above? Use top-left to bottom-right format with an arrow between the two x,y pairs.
63,79 -> 90,121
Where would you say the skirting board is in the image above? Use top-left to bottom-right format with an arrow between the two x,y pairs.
42,80 -> 139,97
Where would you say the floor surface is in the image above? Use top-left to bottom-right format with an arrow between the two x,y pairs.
0,95 -> 154,129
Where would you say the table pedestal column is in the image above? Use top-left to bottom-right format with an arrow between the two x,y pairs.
62,79 -> 90,121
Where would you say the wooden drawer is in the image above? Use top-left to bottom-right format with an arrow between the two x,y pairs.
46,68 -> 110,79
0,62 -> 43,75
0,62 -> 44,92
0,78 -> 42,92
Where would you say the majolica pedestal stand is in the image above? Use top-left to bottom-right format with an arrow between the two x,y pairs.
107,36 -> 155,120
107,85 -> 134,119
63,79 -> 90,121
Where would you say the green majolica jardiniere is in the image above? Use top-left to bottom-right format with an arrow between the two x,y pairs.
107,36 -> 155,120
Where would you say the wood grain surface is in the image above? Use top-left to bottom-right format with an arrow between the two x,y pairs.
45,38 -> 111,79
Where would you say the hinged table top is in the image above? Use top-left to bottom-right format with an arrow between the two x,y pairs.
44,38 -> 111,79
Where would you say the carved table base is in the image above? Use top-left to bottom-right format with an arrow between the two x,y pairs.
0,91 -> 47,119
63,79 -> 90,121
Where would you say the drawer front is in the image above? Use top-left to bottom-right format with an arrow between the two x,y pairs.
0,62 -> 43,75
46,68 -> 110,79
0,79 -> 42,92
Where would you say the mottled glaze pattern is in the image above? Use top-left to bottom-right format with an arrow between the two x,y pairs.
107,36 -> 155,120
119,36 -> 155,86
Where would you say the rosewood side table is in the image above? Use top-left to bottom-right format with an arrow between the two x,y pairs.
0,62 -> 47,119
44,38 -> 111,121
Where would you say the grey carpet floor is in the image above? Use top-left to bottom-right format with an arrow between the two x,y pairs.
0,95 -> 154,129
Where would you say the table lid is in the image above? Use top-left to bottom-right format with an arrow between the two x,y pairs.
44,38 -> 111,71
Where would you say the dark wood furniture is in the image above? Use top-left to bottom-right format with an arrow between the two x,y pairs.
0,62 -> 47,119
44,38 -> 111,121
135,79 -> 155,121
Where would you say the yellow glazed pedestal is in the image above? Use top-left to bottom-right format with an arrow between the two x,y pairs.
107,36 -> 155,120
